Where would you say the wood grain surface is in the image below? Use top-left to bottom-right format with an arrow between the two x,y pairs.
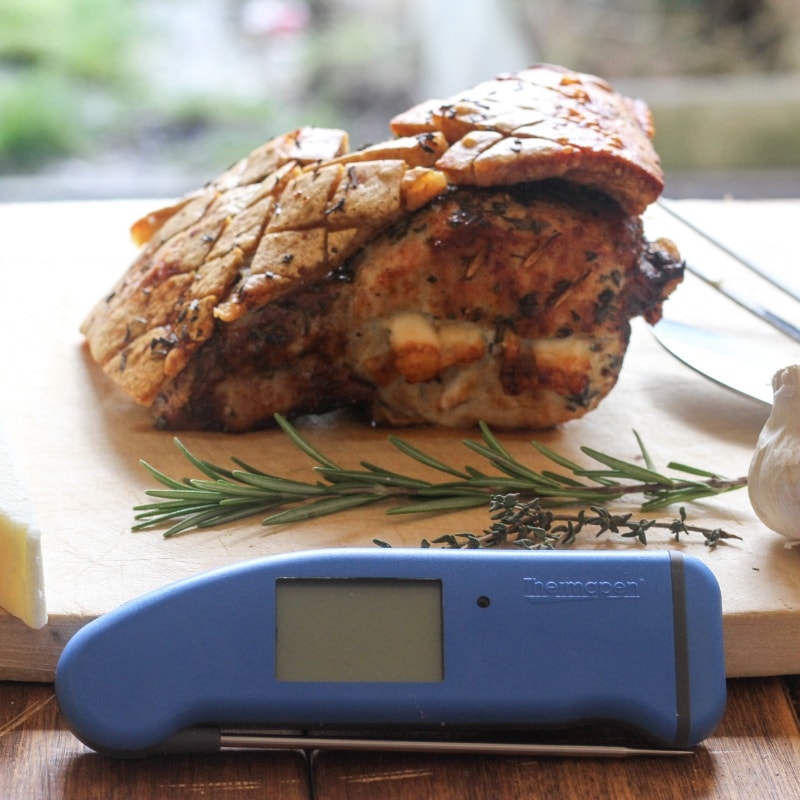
312,678 -> 800,800
1,199 -> 800,681
3,678 -> 800,799
0,682 -> 310,800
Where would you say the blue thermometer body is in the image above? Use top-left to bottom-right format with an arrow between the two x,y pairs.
55,548 -> 726,756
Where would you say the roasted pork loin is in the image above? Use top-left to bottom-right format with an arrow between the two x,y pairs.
81,65 -> 684,431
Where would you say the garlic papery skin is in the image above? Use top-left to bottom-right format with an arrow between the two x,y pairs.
748,365 -> 800,547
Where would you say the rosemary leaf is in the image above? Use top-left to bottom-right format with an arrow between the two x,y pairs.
642,488 -> 726,511
633,429 -> 656,472
139,487 -> 234,503
262,494 -> 382,525
314,466 -> 433,490
529,441 -> 586,473
184,478 -> 286,498
231,471 -> 333,496
162,505 -> 277,538
578,446 -> 676,484
532,442 -> 618,487
173,438 -> 239,481
387,436 -> 471,480
462,440 -> 547,483
138,459 -> 193,491
137,501 -> 276,537
229,457 -> 273,477
477,421 -> 515,461
274,413 -> 339,469
666,461 -> 724,478
539,470 -> 589,488
387,496 -> 490,515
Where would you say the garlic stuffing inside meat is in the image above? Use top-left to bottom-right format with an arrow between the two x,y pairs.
747,365 -> 800,547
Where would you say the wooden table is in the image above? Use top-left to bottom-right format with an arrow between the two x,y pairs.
3,677 -> 800,799
3,196 -> 800,796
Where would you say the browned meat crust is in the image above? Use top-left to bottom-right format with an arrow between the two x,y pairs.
81,65 -> 683,432
147,181 -> 681,431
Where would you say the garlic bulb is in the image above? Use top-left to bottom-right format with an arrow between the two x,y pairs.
748,365 -> 800,547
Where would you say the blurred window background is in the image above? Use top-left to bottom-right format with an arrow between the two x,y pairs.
0,0 -> 798,201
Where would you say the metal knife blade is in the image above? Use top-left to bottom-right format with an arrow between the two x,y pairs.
682,260 -> 800,344
651,319 -> 782,406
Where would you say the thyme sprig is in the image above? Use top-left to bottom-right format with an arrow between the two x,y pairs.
375,494 -> 741,551
132,414 -> 746,539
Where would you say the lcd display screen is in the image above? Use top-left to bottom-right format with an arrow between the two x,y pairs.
275,578 -> 443,682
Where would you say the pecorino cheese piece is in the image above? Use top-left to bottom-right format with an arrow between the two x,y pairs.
0,421 -> 46,629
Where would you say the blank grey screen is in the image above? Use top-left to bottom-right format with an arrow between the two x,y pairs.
275,578 -> 443,682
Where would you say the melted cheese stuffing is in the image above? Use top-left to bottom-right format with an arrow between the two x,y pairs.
0,422 -> 46,629
388,312 -> 486,383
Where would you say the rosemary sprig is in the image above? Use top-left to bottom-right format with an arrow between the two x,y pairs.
132,414 -> 746,538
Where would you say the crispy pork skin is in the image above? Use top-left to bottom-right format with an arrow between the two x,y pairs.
81,65 -> 684,431
390,65 -> 663,217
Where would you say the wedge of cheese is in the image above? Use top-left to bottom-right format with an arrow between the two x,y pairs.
0,422 -> 46,629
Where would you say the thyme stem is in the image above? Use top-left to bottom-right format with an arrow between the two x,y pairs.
380,496 -> 742,551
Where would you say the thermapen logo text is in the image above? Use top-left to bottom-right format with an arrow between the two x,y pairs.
523,576 -> 643,603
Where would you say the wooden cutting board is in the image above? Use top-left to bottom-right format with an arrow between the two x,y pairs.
1,197 -> 799,681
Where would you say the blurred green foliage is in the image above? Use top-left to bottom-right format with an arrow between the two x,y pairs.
0,0 -> 133,79
0,71 -> 84,168
0,0 -> 797,183
0,0 -> 135,168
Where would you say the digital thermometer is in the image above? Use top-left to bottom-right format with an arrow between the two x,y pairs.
55,548 -> 726,757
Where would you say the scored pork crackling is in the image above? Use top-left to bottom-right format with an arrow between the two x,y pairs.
81,64 -> 684,432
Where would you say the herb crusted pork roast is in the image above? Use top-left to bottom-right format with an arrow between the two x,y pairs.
82,65 -> 684,432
